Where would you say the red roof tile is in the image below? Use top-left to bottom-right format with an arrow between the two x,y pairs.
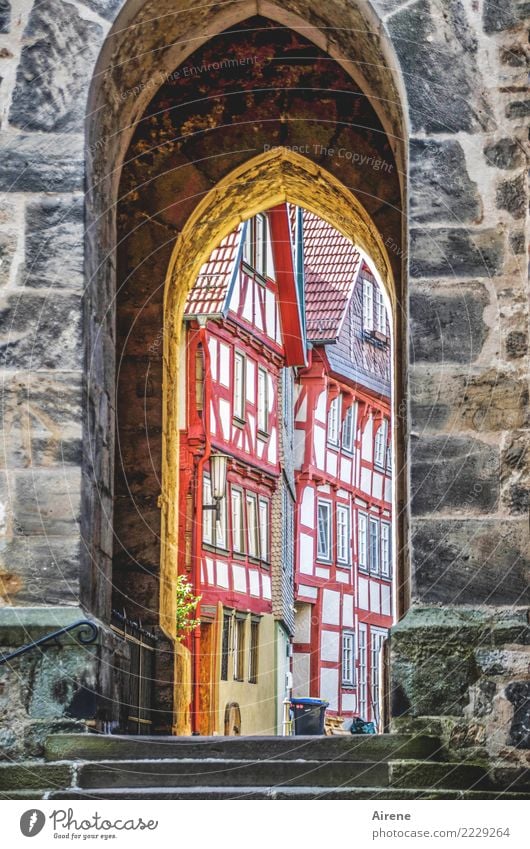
301,209 -> 361,343
184,223 -> 243,318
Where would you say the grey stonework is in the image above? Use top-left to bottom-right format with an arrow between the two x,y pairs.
0,0 -> 527,766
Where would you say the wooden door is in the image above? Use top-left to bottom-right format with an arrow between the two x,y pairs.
198,621 -> 215,735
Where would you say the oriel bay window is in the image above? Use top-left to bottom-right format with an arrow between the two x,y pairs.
317,499 -> 332,561
336,504 -> 350,565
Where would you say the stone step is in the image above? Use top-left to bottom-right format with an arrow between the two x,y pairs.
44,733 -> 443,763
389,760 -> 491,791
76,757 -> 390,789
47,786 -> 530,801
0,762 -> 74,792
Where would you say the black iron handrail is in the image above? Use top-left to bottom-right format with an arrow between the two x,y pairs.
0,619 -> 99,666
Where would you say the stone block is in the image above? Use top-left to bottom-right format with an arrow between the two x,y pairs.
0,197 -> 22,287
0,762 -> 74,790
409,281 -> 488,364
475,648 -> 530,677
389,0 -> 492,133
410,435 -> 499,515
506,100 -> 530,119
483,0 -> 521,32
0,133 -> 84,192
25,197 -> 84,289
81,0 -> 123,19
410,139 -> 481,223
496,173 -> 527,219
411,518 -> 530,605
505,682 -> 530,748
484,138 -> 525,170
0,536 -> 81,605
0,291 -> 82,370
9,0 -> 104,133
505,330 -> 527,359
0,0 -> 9,34
0,371 -> 82,468
12,469 -> 81,536
409,228 -> 504,278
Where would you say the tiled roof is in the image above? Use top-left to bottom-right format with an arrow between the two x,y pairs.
301,209 -> 361,343
184,223 -> 243,318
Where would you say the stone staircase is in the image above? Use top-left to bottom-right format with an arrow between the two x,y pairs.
1,734 -> 529,800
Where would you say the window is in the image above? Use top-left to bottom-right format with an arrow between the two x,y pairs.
258,497 -> 270,562
374,421 -> 387,468
248,618 -> 259,683
336,504 -> 350,565
371,629 -> 387,727
381,522 -> 392,578
221,613 -> 231,681
202,475 -> 213,546
203,473 -> 227,549
375,287 -> 386,334
386,444 -> 392,472
257,367 -> 268,434
327,395 -> 341,446
317,500 -> 332,561
231,487 -> 245,554
233,351 -> 245,421
342,631 -> 355,687
358,624 -> 368,719
243,214 -> 267,278
342,403 -> 356,453
362,279 -> 374,332
233,615 -> 246,681
358,513 -> 368,571
282,368 -> 294,435
369,518 -> 380,575
246,492 -> 259,559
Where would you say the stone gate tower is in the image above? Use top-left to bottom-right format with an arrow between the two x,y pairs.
0,0 -> 528,769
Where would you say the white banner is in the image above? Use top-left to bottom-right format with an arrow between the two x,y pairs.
1,800 -> 528,848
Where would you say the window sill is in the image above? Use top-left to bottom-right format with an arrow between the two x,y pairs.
233,416 -> 246,429
257,429 -> 270,442
233,551 -> 246,561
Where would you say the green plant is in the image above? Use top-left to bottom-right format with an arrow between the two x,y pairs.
176,574 -> 201,642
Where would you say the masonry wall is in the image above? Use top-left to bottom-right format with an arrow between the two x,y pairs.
0,0 -> 528,757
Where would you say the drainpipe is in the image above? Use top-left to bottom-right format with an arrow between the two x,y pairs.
191,323 -> 212,733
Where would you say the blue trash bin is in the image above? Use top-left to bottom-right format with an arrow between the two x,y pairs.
290,697 -> 329,735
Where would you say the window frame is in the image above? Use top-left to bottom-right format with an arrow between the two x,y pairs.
374,421 -> 387,469
381,521 -> 392,579
341,630 -> 356,687
258,496 -> 270,565
233,350 -> 246,423
231,485 -> 246,555
327,395 -> 341,447
362,278 -> 374,332
358,623 -> 368,720
369,517 -> 380,575
248,617 -> 260,684
233,614 -> 246,682
358,512 -> 368,572
336,503 -> 350,565
317,499 -> 332,562
221,612 -> 231,681
202,472 -> 227,551
246,491 -> 259,560
257,366 -> 269,436
342,404 -> 355,454
375,286 -> 386,334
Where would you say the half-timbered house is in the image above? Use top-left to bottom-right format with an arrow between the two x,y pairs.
292,211 -> 393,728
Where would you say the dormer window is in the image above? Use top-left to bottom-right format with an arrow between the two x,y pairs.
243,213 -> 268,278
362,276 -> 388,343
